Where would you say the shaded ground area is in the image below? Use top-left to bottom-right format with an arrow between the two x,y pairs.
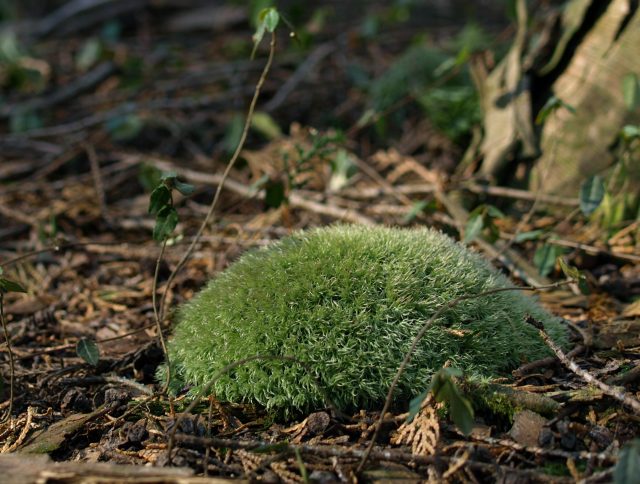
1,1 -> 640,482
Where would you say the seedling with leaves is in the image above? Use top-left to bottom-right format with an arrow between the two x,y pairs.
408,367 -> 474,436
148,171 -> 194,242
152,9 -> 281,398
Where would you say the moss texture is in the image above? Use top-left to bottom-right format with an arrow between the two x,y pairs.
160,225 -> 567,415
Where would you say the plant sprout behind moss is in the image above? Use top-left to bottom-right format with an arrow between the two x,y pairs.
159,225 -> 567,415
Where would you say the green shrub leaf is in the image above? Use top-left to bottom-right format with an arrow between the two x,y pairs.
260,7 -> 280,33
105,114 -> 143,141
174,180 -> 195,196
76,338 -> 99,366
138,164 -> 163,192
0,277 -> 27,293
251,111 -> 282,140
464,213 -> 484,243
265,180 -> 287,208
407,389 -> 429,423
579,175 -> 605,216
429,367 -> 474,435
149,185 -> 171,215
620,125 -> 640,142
514,230 -> 544,243
534,243 -> 564,277
557,257 -> 580,280
153,206 -> 179,241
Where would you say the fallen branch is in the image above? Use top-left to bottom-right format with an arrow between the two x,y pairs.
526,316 -> 640,415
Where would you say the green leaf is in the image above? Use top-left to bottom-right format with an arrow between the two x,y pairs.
514,230 -> 544,243
153,206 -> 179,241
10,110 -> 43,133
579,175 -> 605,216
614,439 -> 640,484
428,368 -> 474,435
76,338 -> 100,366
260,7 -> 280,33
106,114 -> 143,141
265,180 -> 287,208
464,213 -> 484,243
536,96 -> 576,124
160,171 -> 178,182
620,125 -> 640,142
251,111 -> 282,140
485,205 -> 505,218
138,163 -> 163,192
622,73 -> 640,111
534,243 -> 564,277
149,185 -> 171,215
76,38 -> 102,71
174,180 -> 195,196
403,200 -> 429,224
558,257 -> 581,280
0,277 -> 27,293
578,278 -> 590,295
329,150 -> 358,193
223,114 -> 244,154
407,389 -> 429,423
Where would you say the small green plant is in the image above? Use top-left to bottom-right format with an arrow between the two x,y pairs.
148,171 -> 194,242
160,225 -> 567,415
464,204 -> 504,243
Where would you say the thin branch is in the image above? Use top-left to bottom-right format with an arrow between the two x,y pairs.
527,316 -> 640,415
158,32 -> 277,324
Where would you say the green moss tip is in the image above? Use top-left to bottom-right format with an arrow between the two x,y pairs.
159,225 -> 567,415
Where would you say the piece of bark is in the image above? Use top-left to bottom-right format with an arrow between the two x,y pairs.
0,454 -> 241,483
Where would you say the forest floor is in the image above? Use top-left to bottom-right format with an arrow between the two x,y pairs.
1,2 -> 639,482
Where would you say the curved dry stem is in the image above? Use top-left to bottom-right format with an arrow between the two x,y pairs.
158,32 -> 277,324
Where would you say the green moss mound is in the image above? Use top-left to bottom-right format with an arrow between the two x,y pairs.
160,225 -> 567,415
